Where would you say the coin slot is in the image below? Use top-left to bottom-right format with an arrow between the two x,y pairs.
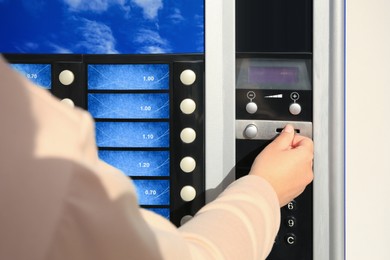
276,128 -> 300,134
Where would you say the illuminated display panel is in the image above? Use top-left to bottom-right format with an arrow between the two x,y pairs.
10,64 -> 51,89
88,63 -> 171,219
95,122 -> 169,148
88,93 -> 169,119
88,64 -> 169,90
236,58 -> 312,90
98,151 -> 169,177
248,67 -> 299,84
132,180 -> 170,206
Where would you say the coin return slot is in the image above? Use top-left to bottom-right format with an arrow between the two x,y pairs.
276,128 -> 300,134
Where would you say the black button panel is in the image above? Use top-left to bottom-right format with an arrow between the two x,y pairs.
282,202 -> 297,246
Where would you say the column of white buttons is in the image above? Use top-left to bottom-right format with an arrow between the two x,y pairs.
179,69 -> 198,225
59,69 -> 75,107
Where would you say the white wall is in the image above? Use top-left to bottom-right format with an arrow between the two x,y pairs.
346,0 -> 390,259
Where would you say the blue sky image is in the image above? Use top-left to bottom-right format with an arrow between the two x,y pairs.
0,0 -> 204,54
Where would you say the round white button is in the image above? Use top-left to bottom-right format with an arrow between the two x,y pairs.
244,124 -> 258,139
61,98 -> 75,108
289,103 -> 302,115
59,70 -> 75,86
180,128 -> 196,143
180,186 -> 196,202
180,157 -> 196,173
180,99 -> 196,114
180,215 -> 193,226
180,69 -> 196,85
246,102 -> 258,114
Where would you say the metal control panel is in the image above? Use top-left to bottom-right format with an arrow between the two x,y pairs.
235,55 -> 313,259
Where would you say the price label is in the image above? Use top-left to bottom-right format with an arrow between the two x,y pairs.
143,76 -> 155,82
140,105 -> 152,111
138,162 -> 151,168
144,190 -> 157,196
143,134 -> 154,140
27,73 -> 38,79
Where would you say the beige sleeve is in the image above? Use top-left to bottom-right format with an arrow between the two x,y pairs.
46,160 -> 279,260
153,175 -> 281,260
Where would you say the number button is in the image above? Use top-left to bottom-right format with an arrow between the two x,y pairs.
286,200 -> 297,211
285,216 -> 297,228
285,233 -> 297,245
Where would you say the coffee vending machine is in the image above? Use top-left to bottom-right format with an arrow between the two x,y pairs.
235,0 -> 313,258
205,0 -> 344,259
1,0 -> 344,259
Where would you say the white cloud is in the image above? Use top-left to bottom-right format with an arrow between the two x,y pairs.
13,42 -> 40,53
63,0 -> 108,12
169,8 -> 184,24
24,42 -> 40,50
63,0 -> 129,13
140,46 -> 167,54
134,28 -> 171,53
131,0 -> 163,20
48,43 -> 73,54
135,29 -> 166,45
76,18 -> 119,54
62,0 -> 162,20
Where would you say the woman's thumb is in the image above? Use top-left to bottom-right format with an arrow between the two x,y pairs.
270,124 -> 295,150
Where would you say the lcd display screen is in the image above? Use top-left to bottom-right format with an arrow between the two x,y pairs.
248,67 -> 299,84
88,93 -> 169,119
98,150 -> 169,177
133,180 -> 170,206
236,58 -> 312,90
88,64 -> 169,90
10,64 -> 51,89
95,122 -> 169,148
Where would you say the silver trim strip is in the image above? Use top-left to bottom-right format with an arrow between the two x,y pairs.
205,0 -> 236,202
236,120 -> 313,140
329,0 -> 345,259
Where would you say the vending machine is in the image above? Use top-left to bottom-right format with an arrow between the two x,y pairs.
205,0 -> 344,259
235,1 -> 313,258
0,0 -> 344,259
